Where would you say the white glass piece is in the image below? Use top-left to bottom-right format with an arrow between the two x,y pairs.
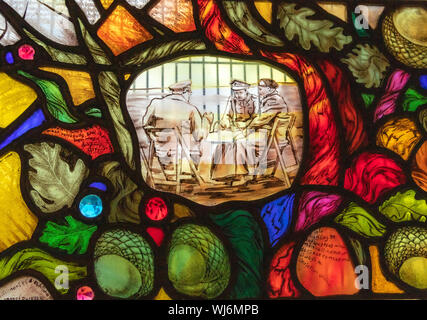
4,0 -> 78,46
126,0 -> 150,10
0,14 -> 21,46
75,0 -> 101,25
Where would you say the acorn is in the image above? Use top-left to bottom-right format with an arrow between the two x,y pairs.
93,229 -> 155,298
167,224 -> 231,299
382,7 -> 427,69
384,226 -> 427,290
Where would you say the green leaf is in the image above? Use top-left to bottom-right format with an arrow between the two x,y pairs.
24,29 -> 87,65
0,247 -> 86,294
17,70 -> 79,123
85,107 -> 102,118
223,1 -> 283,46
24,142 -> 89,213
379,189 -> 427,223
335,202 -> 386,238
123,39 -> 206,67
402,88 -> 427,112
341,44 -> 390,88
361,93 -> 375,108
277,3 -> 352,52
78,19 -> 111,65
210,210 -> 264,299
98,71 -> 135,169
40,216 -> 97,254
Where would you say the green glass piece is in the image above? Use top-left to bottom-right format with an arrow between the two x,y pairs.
402,87 -> 427,112
379,189 -> 427,223
168,224 -> 231,299
223,1 -> 283,46
78,19 -> 111,65
40,216 -> 97,254
361,93 -> 375,108
335,202 -> 386,238
278,3 -> 352,52
210,210 -> 264,299
98,72 -> 135,170
94,229 -> 154,299
24,142 -> 89,213
85,107 -> 102,118
24,29 -> 87,65
17,70 -> 79,123
95,254 -> 142,298
0,247 -> 86,294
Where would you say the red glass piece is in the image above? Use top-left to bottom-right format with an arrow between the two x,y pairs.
344,151 -> 406,204
261,51 -> 340,186
146,227 -> 165,246
42,125 -> 114,160
145,197 -> 168,221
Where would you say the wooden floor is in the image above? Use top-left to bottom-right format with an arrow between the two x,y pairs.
148,163 -> 299,206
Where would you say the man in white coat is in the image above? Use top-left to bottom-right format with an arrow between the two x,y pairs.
142,80 -> 206,173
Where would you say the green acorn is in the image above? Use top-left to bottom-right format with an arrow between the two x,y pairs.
384,226 -> 427,289
94,229 -> 155,298
168,224 -> 231,299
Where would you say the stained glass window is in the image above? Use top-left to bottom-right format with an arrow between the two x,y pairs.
0,0 -> 425,302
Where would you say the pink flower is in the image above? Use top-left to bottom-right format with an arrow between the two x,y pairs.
18,44 -> 35,60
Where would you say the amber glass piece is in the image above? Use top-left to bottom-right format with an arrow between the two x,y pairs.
100,0 -> 114,9
0,152 -> 38,253
149,0 -> 196,33
369,246 -> 404,293
0,72 -> 37,128
254,1 -> 272,23
154,287 -> 172,300
97,5 -> 153,55
318,2 -> 347,22
376,117 -> 422,161
40,67 -> 96,106
412,140 -> 427,192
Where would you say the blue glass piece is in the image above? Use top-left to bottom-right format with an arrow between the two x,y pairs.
261,193 -> 295,246
0,109 -> 46,150
420,75 -> 427,90
5,52 -> 14,64
88,182 -> 107,192
79,194 -> 103,218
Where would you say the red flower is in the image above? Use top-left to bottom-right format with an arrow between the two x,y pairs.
18,44 -> 35,60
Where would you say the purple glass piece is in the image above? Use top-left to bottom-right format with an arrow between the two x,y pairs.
373,69 -> 411,122
0,109 -> 46,150
88,182 -> 107,192
5,52 -> 14,64
420,75 -> 427,90
261,193 -> 295,246
294,191 -> 342,232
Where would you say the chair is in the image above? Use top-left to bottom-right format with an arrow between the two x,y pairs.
253,113 -> 297,188
142,126 -> 205,193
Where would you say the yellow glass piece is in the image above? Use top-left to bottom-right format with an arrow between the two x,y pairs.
0,152 -> 38,253
97,5 -> 153,56
318,2 -> 348,22
376,117 -> 422,161
40,67 -> 96,106
154,287 -> 172,300
124,74 -> 131,81
172,203 -> 195,222
0,72 -> 37,128
100,0 -> 114,9
369,246 -> 404,293
254,1 -> 272,23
